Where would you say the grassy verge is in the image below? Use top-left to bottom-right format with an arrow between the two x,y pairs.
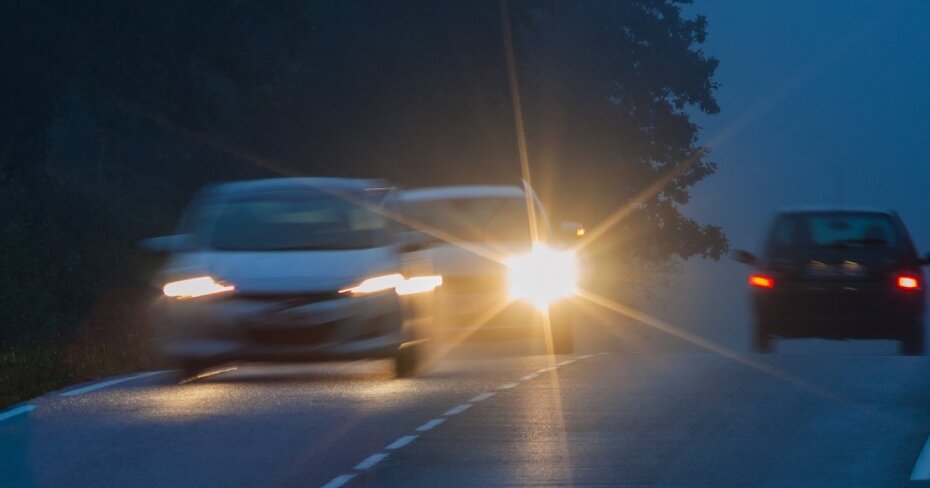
0,347 -> 74,408
1,338 -> 159,408
1,289 -> 161,408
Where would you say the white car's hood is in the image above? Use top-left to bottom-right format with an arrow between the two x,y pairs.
161,248 -> 399,293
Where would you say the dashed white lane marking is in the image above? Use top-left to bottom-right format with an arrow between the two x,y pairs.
323,354 -> 603,487
443,404 -> 473,416
469,392 -> 496,402
354,453 -> 389,471
911,434 -> 930,480
320,474 -> 355,488
0,404 -> 36,422
386,435 -> 418,450
59,371 -> 165,397
416,418 -> 446,432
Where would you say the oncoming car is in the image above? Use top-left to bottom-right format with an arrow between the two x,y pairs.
734,208 -> 928,355
142,178 -> 439,377
400,185 -> 581,354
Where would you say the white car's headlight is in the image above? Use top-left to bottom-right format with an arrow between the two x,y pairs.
506,244 -> 578,310
396,275 -> 443,296
163,276 -> 235,299
340,273 -> 406,296
340,273 -> 443,296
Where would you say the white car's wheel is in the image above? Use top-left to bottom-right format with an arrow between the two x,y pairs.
394,345 -> 420,378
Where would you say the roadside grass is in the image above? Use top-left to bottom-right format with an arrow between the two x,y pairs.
1,290 -> 161,408
1,339 -> 159,408
0,347 -> 74,408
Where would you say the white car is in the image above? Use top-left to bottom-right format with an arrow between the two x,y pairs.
400,185 -> 580,354
143,178 -> 438,377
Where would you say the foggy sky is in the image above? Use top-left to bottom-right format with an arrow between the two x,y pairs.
660,0 -> 930,353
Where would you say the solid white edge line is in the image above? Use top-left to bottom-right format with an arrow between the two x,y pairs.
443,404 -> 472,416
911,433 -> 930,480
520,373 -> 539,381
557,359 -> 577,366
355,453 -> 389,471
386,435 -> 418,450
179,366 -> 238,384
469,392 -> 496,402
58,371 -> 165,397
497,382 -> 519,390
320,474 -> 355,488
416,418 -> 446,432
0,404 -> 36,422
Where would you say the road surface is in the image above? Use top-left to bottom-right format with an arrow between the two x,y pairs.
3,323 -> 930,487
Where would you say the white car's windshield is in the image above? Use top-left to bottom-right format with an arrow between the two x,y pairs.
199,192 -> 388,251
404,197 -> 532,244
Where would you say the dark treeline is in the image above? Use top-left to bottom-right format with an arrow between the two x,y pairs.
0,0 -> 725,404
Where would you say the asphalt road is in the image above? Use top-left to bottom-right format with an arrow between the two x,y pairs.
4,323 -> 930,487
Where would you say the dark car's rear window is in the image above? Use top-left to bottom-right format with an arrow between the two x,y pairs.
770,213 -> 900,252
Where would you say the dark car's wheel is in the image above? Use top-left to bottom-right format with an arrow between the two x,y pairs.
901,320 -> 925,356
549,304 -> 574,355
394,344 -> 420,378
753,318 -> 773,354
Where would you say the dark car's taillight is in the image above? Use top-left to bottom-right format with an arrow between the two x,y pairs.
749,274 -> 774,289
896,274 -> 921,290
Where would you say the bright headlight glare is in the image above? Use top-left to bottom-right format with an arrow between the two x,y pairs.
163,276 -> 234,299
506,245 -> 578,310
396,275 -> 443,296
340,273 -> 406,295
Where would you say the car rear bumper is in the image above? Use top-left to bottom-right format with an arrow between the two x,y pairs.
150,292 -> 405,364
753,287 -> 924,339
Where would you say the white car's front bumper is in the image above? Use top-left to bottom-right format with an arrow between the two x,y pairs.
151,291 -> 405,363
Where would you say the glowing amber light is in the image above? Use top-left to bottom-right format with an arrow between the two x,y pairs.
897,275 -> 920,289
749,275 -> 774,289
506,244 -> 579,310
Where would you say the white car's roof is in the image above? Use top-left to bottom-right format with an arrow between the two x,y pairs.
401,185 -> 524,202
209,177 -> 390,195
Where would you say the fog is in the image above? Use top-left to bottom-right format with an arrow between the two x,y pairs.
657,0 -> 930,353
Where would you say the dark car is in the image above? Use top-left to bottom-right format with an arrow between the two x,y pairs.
734,208 -> 928,355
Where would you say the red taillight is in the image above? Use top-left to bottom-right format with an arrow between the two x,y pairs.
749,274 -> 774,289
897,275 -> 920,290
